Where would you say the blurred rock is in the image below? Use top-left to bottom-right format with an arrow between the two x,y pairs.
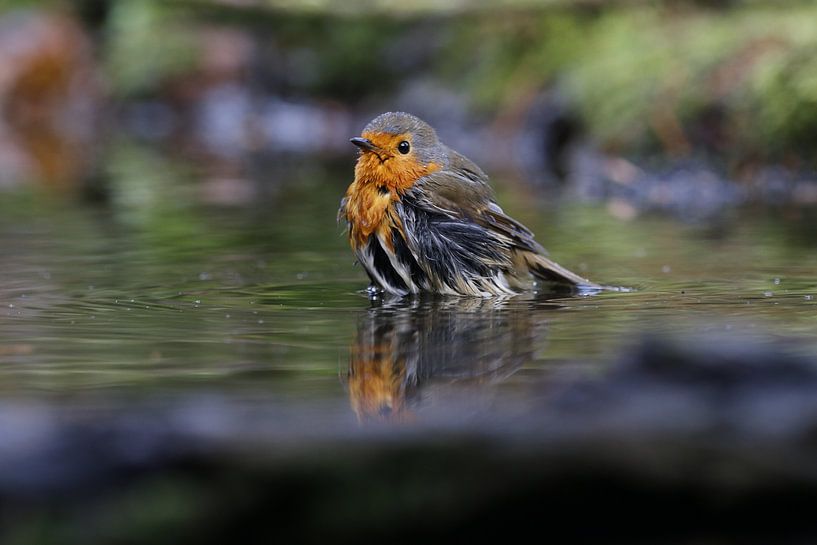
260,98 -> 353,154
567,148 -> 748,221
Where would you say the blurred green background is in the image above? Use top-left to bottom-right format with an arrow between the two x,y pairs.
4,0 -> 817,197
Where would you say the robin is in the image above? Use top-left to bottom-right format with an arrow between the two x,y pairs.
339,112 -> 600,296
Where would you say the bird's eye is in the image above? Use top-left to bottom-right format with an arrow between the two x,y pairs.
397,141 -> 410,154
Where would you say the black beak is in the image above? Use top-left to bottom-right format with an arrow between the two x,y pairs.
350,137 -> 377,152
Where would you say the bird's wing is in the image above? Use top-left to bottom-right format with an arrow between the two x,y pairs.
401,150 -> 596,289
407,149 -> 547,255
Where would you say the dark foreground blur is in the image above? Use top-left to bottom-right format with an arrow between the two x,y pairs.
5,336 -> 817,544
3,1 -> 817,543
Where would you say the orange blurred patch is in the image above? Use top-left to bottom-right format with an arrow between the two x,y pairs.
348,341 -> 413,424
0,12 -> 99,191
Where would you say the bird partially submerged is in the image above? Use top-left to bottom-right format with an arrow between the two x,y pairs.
340,112 -> 600,297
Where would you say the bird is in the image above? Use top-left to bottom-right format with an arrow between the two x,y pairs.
339,112 -> 600,297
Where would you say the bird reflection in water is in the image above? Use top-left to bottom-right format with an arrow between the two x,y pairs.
347,295 -> 560,423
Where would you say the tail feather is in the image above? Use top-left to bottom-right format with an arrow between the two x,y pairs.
524,252 -> 599,289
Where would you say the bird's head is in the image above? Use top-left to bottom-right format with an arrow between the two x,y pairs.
351,112 -> 446,192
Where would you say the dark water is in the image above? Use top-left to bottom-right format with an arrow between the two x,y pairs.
2,142 -> 817,424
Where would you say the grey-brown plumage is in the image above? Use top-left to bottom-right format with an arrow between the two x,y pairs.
341,112 -> 599,296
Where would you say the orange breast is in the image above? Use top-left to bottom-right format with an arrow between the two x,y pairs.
344,181 -> 397,248
344,147 -> 439,250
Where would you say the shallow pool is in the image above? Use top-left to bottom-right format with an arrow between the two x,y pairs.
1,142 -> 816,425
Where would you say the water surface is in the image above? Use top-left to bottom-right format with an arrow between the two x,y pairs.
1,143 -> 816,424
